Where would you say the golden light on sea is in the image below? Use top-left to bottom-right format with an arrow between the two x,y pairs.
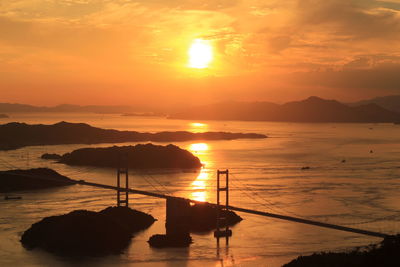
187,143 -> 212,202
188,122 -> 209,133
188,39 -> 213,69
190,171 -> 210,202
190,122 -> 207,127
189,143 -> 209,153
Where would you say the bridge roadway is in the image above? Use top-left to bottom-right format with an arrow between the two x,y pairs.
78,180 -> 390,239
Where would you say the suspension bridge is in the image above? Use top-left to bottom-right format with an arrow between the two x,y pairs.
0,154 -> 392,240
77,168 -> 390,239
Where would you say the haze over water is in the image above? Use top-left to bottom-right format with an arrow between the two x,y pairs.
1,113 -> 400,267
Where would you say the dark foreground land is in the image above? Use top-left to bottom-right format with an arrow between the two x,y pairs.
0,168 -> 76,192
43,143 -> 203,169
21,206 -> 155,256
0,121 -> 267,150
283,234 -> 400,267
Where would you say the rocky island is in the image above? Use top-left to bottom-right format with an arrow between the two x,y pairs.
283,234 -> 400,267
43,143 -> 202,169
21,206 -> 156,256
188,202 -> 243,232
148,200 -> 242,248
0,121 -> 267,150
0,168 -> 76,192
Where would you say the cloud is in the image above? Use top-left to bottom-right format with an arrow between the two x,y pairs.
295,0 -> 400,40
1,0 -> 400,104
286,57 -> 400,94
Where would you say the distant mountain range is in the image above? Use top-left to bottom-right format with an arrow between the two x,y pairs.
1,95 -> 399,123
350,95 -> 400,113
0,103 -> 137,114
170,96 -> 400,123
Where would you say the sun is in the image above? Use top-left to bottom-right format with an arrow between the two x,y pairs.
188,39 -> 213,69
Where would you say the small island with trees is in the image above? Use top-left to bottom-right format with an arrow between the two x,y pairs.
42,143 -> 203,170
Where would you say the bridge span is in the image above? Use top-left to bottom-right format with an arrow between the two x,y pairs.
78,179 -> 390,239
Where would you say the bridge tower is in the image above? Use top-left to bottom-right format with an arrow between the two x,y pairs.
116,153 -> 129,207
214,169 -> 232,244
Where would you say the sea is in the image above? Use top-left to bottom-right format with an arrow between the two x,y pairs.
1,113 -> 400,267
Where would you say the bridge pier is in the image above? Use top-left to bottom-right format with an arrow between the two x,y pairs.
147,197 -> 192,247
166,197 -> 191,238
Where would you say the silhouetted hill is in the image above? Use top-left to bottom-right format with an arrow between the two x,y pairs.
50,144 -> 203,169
0,121 -> 266,150
351,95 -> 400,113
21,206 -> 155,256
0,168 -> 76,192
170,96 -> 400,123
283,234 -> 400,267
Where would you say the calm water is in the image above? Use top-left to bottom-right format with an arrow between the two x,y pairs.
1,113 -> 400,267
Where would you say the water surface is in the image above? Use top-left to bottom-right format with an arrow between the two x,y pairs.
1,113 -> 400,266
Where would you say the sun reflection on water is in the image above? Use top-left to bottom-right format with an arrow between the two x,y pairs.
189,143 -> 209,154
190,171 -> 211,202
190,122 -> 206,127
187,142 -> 213,202
188,122 -> 208,133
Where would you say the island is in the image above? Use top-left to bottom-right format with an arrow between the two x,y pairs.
283,234 -> 400,267
0,113 -> 8,118
0,168 -> 76,192
0,121 -> 267,151
43,143 -> 203,169
188,202 -> 243,232
148,200 -> 242,248
21,206 -> 156,256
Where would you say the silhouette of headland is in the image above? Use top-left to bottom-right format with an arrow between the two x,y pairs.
0,121 -> 267,150
0,168 -> 76,192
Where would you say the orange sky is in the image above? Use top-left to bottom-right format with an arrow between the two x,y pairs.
1,0 -> 400,106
